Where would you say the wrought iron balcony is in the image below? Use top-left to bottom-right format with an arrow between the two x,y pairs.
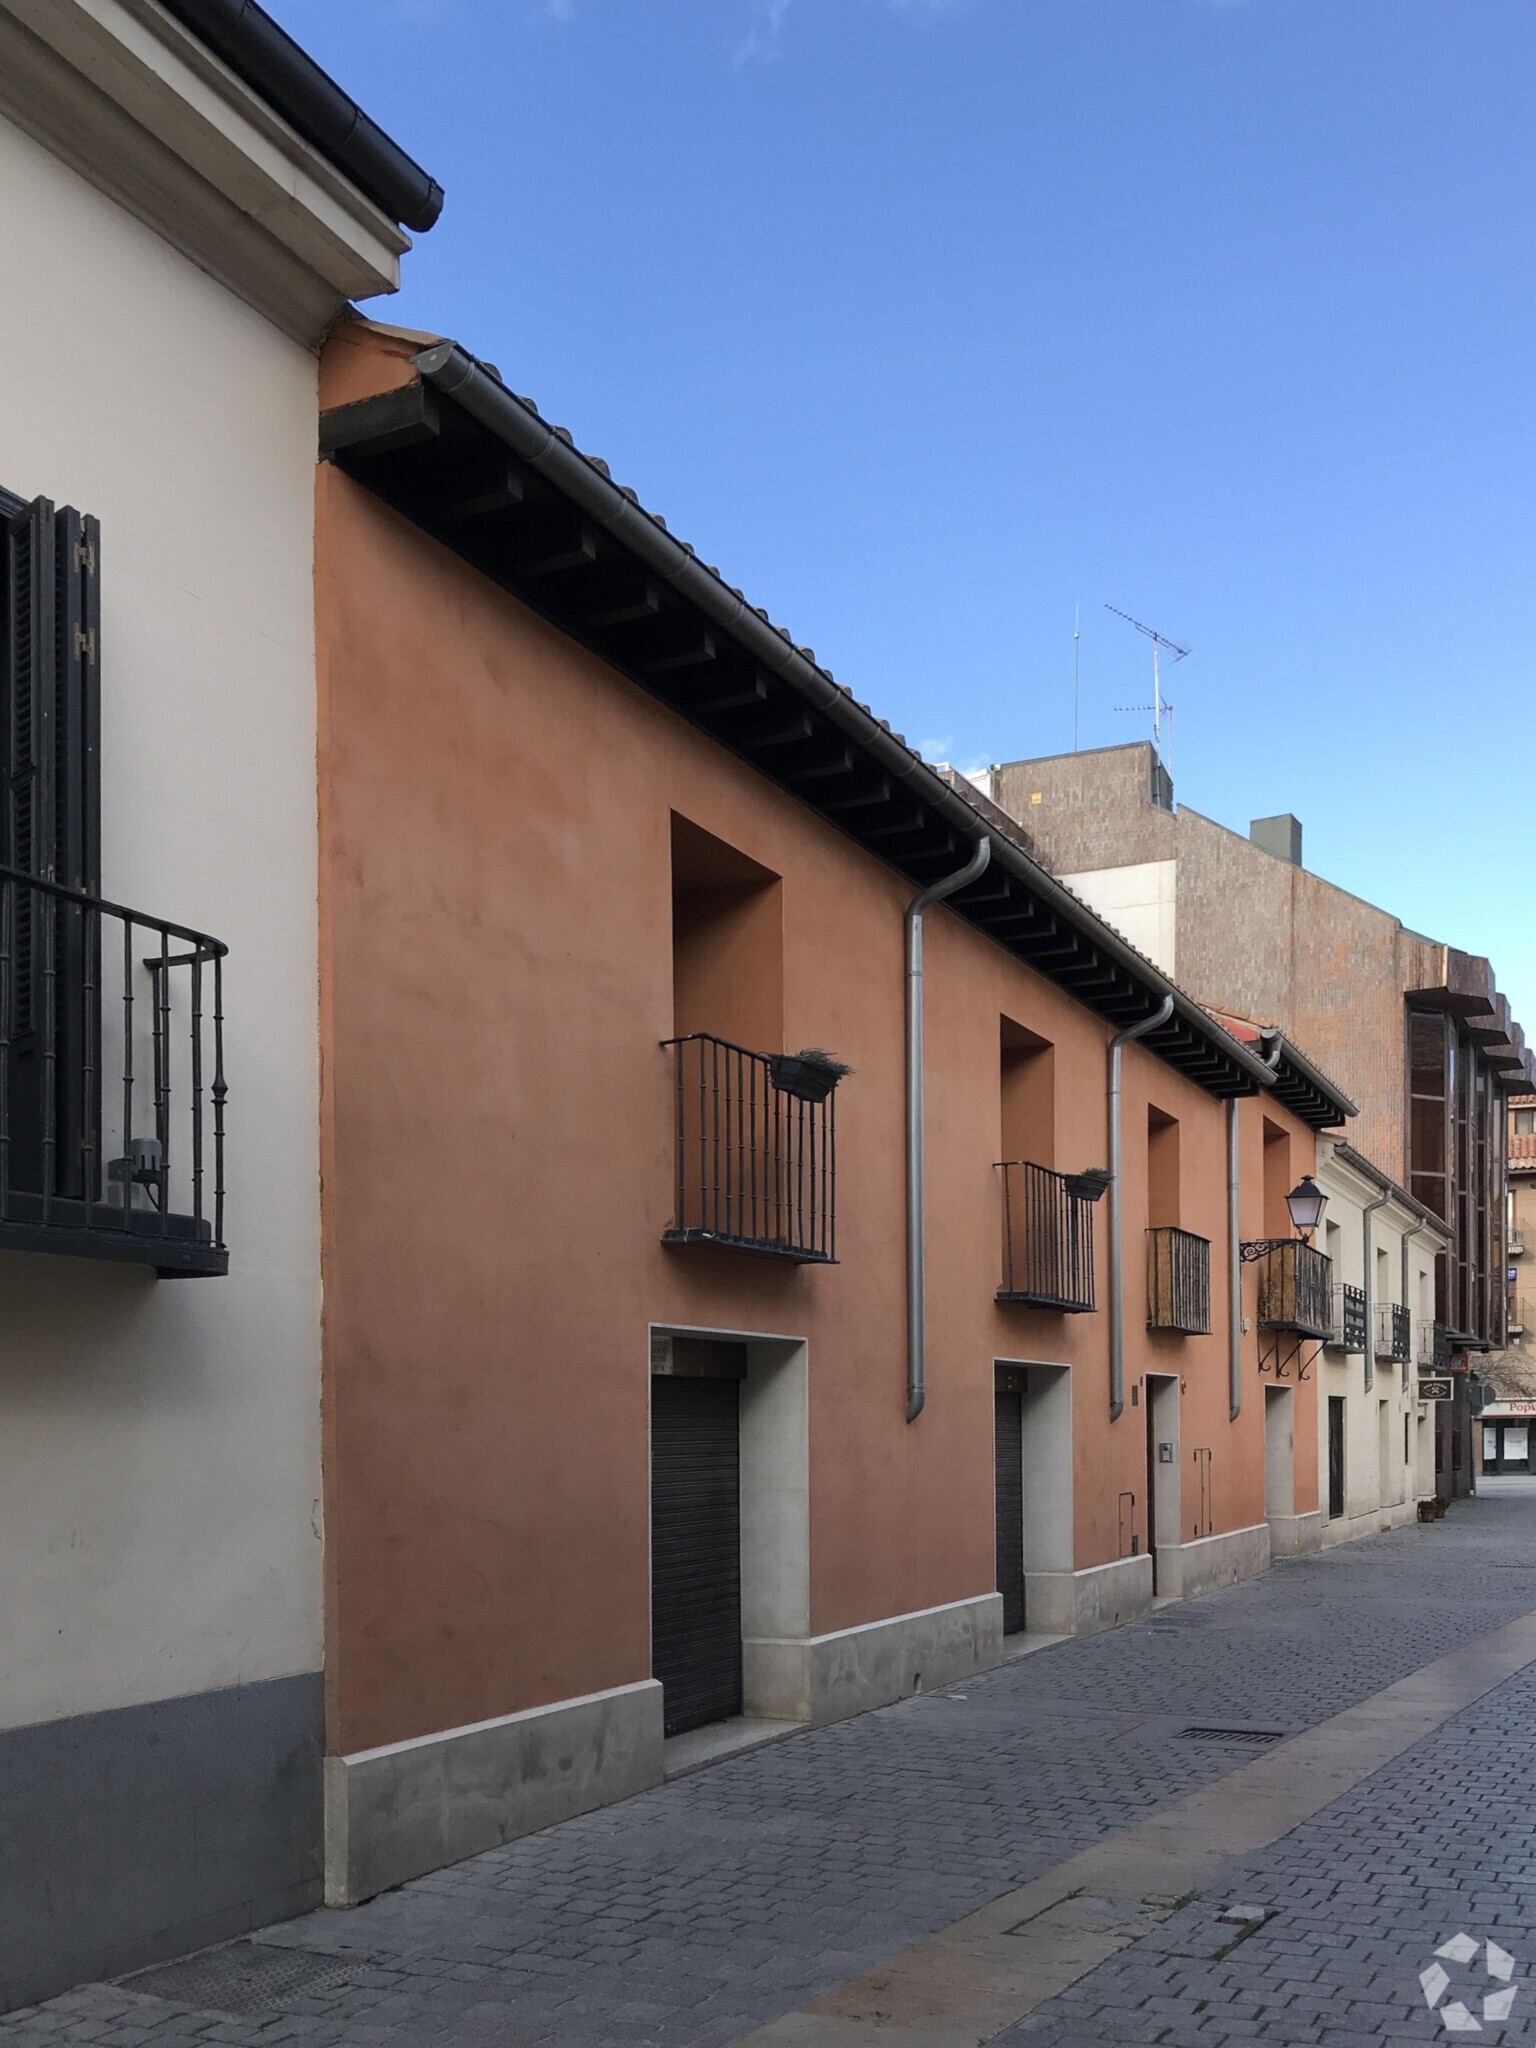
1373,1300 -> 1411,1363
1328,1282 -> 1367,1352
1253,1240 -> 1332,1339
1415,1317 -> 1450,1368
996,1160 -> 1097,1312
1147,1226 -> 1211,1335
662,1033 -> 836,1264
0,864 -> 227,1275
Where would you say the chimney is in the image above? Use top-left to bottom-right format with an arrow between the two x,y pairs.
1250,813 -> 1302,867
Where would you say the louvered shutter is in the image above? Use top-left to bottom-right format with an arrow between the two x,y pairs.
2,495 -> 102,1197
2,496 -> 100,889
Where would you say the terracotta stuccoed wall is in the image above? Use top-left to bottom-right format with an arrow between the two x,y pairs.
316,450 -> 1315,1758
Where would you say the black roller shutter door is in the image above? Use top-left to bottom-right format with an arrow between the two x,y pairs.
651,1373 -> 742,1737
994,1388 -> 1025,1636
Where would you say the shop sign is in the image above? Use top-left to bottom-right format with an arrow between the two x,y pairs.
1418,1377 -> 1453,1402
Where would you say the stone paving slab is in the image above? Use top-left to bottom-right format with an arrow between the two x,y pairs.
7,1485 -> 1536,2048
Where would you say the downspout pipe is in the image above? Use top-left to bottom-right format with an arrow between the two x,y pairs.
1227,1102 -> 1243,1423
1232,1033 -> 1287,1423
906,836 -> 991,1424
1362,1186 -> 1391,1394
1108,996 -> 1176,1422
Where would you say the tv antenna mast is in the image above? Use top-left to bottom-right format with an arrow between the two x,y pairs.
1106,604 -> 1190,767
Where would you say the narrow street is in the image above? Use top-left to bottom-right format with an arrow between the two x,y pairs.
10,1483 -> 1536,2048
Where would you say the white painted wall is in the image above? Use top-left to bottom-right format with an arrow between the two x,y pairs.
0,109 -> 323,1726
1060,860 -> 1177,977
1315,1145 -> 1440,1543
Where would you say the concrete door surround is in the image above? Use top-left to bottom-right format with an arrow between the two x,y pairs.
731,1605 -> 1536,2047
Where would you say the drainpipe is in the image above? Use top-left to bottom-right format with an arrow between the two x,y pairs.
1227,1103 -> 1243,1424
1401,1235 -> 1411,1391
1362,1186 -> 1390,1394
906,836 -> 991,1424
1108,996 -> 1175,1422
1233,1033 -> 1287,1423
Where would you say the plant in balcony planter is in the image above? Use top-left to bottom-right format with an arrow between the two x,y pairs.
769,1048 -> 853,1104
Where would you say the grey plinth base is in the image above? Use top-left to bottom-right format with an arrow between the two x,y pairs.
1268,1510 -> 1324,1558
1155,1522 -> 1272,1599
324,1677 -> 664,1906
743,1594 -> 1004,1725
1023,1554 -> 1155,1636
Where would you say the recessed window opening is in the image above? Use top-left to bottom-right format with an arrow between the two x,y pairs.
1000,1017 -> 1054,1168
1147,1106 -> 1180,1228
1261,1120 -> 1291,1238
670,814 -> 783,1053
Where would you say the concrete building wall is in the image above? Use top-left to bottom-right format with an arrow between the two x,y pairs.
0,0 -> 405,2000
313,359 -> 1323,1903
1314,1144 -> 1441,1543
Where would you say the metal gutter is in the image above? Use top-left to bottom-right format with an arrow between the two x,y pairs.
906,837 -> 992,1424
159,0 -> 443,229
410,341 -> 1285,1103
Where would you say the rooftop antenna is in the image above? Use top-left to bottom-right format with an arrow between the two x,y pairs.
1073,605 -> 1081,752
1106,604 -> 1190,769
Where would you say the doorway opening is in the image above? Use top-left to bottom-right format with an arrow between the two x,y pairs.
650,1338 -> 745,1737
993,1361 -> 1072,1634
1328,1395 -> 1346,1520
1144,1373 -> 1180,1592
1264,1384 -> 1294,1528
994,1381 -> 1025,1635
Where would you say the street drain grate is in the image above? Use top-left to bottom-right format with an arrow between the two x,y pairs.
1177,1725 -> 1288,1746
122,1940 -> 358,2016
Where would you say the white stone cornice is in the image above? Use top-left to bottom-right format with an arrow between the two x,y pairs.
0,0 -> 406,343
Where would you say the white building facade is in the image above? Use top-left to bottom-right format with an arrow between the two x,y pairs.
1314,1140 -> 1447,1541
0,0 -> 433,2003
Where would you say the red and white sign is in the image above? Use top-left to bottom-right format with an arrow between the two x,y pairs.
1479,1401 -> 1536,1418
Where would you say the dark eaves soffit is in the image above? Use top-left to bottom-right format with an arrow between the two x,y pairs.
319,344 -> 1293,1110
158,0 -> 443,229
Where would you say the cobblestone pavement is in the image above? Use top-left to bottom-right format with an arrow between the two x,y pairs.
10,1482 -> 1536,2048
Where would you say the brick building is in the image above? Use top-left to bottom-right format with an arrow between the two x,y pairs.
983,743 -> 1534,1504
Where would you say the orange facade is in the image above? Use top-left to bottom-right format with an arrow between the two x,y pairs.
313,323 -> 1325,1896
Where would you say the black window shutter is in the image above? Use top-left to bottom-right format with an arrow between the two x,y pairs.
2,497 -> 100,890
52,505 -> 101,895
2,494 -> 102,1198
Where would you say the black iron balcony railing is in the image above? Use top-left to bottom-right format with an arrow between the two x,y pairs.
1374,1300 -> 1411,1363
996,1160 -> 1096,1312
1255,1240 -> 1332,1339
1328,1282 -> 1367,1352
0,863 -> 227,1275
662,1033 -> 836,1264
1147,1226 -> 1211,1335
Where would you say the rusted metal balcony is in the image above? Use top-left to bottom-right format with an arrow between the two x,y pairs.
662,1033 -> 836,1264
996,1160 -> 1097,1312
1147,1225 -> 1211,1335
1254,1240 -> 1332,1340
0,864 -> 227,1275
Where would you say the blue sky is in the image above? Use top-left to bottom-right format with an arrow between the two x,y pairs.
282,0 -> 1533,1029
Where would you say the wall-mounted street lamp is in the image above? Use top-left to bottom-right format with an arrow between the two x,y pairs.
1240,1175 -> 1328,1262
